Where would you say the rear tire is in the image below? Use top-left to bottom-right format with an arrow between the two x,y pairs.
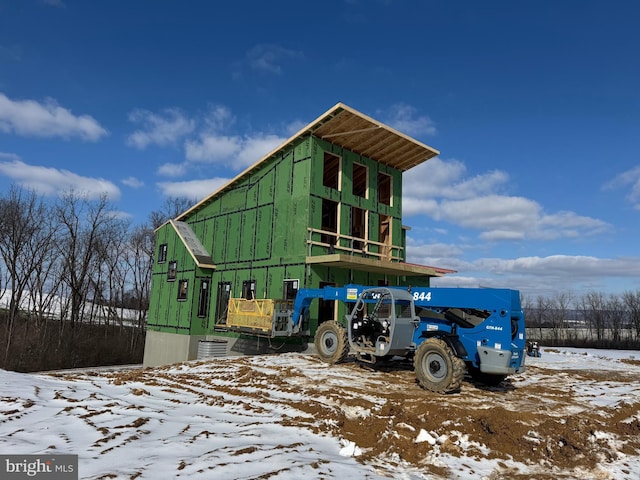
314,321 -> 349,364
414,338 -> 465,393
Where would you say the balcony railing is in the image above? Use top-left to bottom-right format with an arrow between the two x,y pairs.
307,227 -> 404,262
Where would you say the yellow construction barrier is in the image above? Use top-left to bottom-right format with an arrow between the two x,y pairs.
226,298 -> 275,333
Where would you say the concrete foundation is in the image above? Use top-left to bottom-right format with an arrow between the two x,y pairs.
143,330 -> 312,367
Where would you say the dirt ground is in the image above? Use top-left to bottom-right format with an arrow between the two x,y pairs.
98,351 -> 640,479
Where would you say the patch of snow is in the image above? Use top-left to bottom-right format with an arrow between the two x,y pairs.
339,439 -> 362,457
415,429 -> 436,445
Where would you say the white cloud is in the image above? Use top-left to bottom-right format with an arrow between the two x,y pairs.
246,44 -> 303,74
603,165 -> 640,210
403,158 -> 610,241
157,177 -> 230,201
403,158 -> 505,199
0,93 -> 108,141
381,103 -> 436,137
0,158 -> 120,199
202,105 -> 235,132
423,251 -> 640,298
235,134 -> 285,168
185,132 -> 285,168
157,162 -> 187,177
285,119 -> 308,135
185,134 -> 241,163
126,108 -> 195,149
121,176 -> 144,188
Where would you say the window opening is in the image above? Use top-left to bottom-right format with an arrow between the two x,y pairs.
323,152 -> 340,190
351,207 -> 366,251
321,198 -> 338,249
352,163 -> 368,198
177,279 -> 188,301
158,243 -> 168,263
283,279 -> 299,301
197,279 -> 210,317
242,280 -> 256,300
215,282 -> 231,325
378,172 -> 392,205
167,260 -> 177,281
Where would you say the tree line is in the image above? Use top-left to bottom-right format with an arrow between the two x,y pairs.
0,185 -> 190,371
523,290 -> 640,349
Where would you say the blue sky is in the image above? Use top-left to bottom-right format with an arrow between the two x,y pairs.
1,0 -> 639,300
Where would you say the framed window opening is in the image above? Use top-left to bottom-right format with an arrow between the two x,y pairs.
352,162 -> 368,198
215,281 -> 231,325
378,172 -> 392,206
322,152 -> 341,190
158,243 -> 168,263
167,260 -> 177,281
321,198 -> 338,248
351,206 -> 367,251
177,279 -> 188,301
283,279 -> 299,301
242,280 -> 256,300
197,279 -> 210,317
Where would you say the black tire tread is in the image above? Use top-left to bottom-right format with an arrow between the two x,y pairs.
314,321 -> 349,364
414,338 -> 465,393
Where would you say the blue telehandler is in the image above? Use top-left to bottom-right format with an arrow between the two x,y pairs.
226,284 -> 527,393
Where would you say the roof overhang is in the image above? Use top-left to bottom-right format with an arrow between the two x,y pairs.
306,254 -> 455,277
178,102 -> 439,220
304,102 -> 439,171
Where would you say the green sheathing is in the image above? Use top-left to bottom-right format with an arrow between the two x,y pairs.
148,134 -> 431,338
168,136 -> 313,334
147,223 -> 211,335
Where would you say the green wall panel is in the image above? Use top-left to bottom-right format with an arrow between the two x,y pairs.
225,214 -> 241,262
256,204 -> 273,260
246,183 -> 258,210
212,216 -> 226,262
240,208 -> 257,261
276,154 -> 292,195
258,168 -> 275,206
221,188 -> 247,213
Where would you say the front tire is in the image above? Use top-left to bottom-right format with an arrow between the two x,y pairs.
414,338 -> 465,393
314,321 -> 349,364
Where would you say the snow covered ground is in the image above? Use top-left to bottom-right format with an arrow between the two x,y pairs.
1,347 -> 639,479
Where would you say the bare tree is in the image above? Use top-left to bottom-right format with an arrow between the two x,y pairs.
605,294 -> 625,343
0,186 -> 49,362
548,292 -> 574,342
580,291 -> 607,342
25,212 -> 62,327
148,197 -> 193,230
54,192 -> 118,328
622,290 -> 640,342
122,224 -> 155,353
91,218 -> 131,326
